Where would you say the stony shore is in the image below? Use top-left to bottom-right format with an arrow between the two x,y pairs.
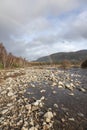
0,67 -> 87,130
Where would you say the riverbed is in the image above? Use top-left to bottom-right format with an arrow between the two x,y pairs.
0,67 -> 87,130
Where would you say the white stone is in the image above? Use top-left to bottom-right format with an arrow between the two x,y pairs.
25,104 -> 32,110
58,85 -> 63,88
70,83 -> 75,88
29,127 -> 38,130
58,81 -> 64,86
52,82 -> 57,86
8,91 -> 14,96
80,88 -> 86,92
77,113 -> 84,117
44,111 -> 53,122
68,118 -> 75,121
46,118 -> 51,123
22,127 -> 28,130
30,121 -> 34,126
40,96 -> 45,100
65,83 -> 73,91
40,89 -> 46,93
2,109 -> 8,114
53,91 -> 56,94
7,103 -> 12,107
1,90 -> 7,94
54,104 -> 58,108
68,93 -> 74,96
32,100 -> 40,106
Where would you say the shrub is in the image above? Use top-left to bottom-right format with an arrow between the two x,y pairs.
12,63 -> 20,68
60,60 -> 71,69
81,60 -> 87,68
0,63 -> 4,69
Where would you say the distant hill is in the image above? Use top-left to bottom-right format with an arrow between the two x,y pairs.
36,50 -> 87,63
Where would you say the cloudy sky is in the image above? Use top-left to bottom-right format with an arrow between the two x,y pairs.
0,0 -> 87,60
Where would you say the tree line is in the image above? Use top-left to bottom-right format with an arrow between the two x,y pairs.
0,43 -> 29,68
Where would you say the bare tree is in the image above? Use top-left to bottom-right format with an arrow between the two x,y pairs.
0,43 -> 7,68
0,43 -> 29,68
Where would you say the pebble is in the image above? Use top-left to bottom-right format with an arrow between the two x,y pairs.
29,127 -> 38,130
68,118 -> 75,121
40,89 -> 46,93
40,96 -> 45,100
1,109 -> 8,114
1,90 -> 7,94
58,81 -> 64,86
77,112 -> 84,117
58,85 -> 63,88
70,83 -> 75,88
65,83 -> 73,91
54,104 -> 58,108
68,92 -> 74,96
52,82 -> 57,86
29,119 -> 34,126
25,104 -> 32,110
61,118 -> 66,122
7,91 -> 14,96
79,88 -> 86,92
22,127 -> 29,130
44,111 -> 53,123
52,90 -> 56,94
7,103 -> 12,107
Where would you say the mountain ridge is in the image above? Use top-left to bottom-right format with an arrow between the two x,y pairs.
36,50 -> 87,63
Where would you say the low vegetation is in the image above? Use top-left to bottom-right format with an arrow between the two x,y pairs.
81,60 -> 87,68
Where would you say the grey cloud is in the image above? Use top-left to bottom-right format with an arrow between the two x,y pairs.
0,0 -> 84,24
32,10 -> 87,44
0,0 -> 87,60
62,11 -> 87,40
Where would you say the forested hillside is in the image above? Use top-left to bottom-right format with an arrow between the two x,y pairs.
37,50 -> 87,63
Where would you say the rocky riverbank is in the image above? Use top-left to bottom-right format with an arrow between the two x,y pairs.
0,67 -> 87,130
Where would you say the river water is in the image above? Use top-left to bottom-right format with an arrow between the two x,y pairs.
25,68 -> 87,130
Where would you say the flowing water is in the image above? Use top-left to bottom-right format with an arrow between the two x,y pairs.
25,68 -> 87,130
